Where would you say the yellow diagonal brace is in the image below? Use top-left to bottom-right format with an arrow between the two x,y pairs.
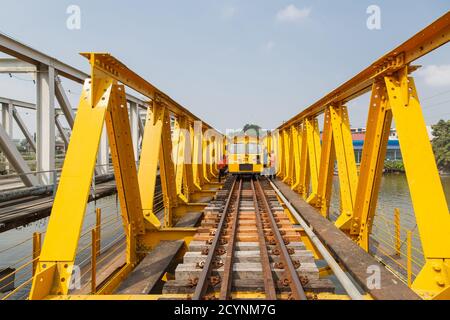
276,129 -> 285,178
192,122 -> 204,190
315,107 -> 335,217
385,68 -> 450,299
173,116 -> 190,203
184,121 -> 195,196
138,103 -> 164,229
306,118 -> 321,203
30,78 -> 113,299
353,82 -> 392,247
331,105 -> 358,230
159,105 -> 178,227
298,121 -> 310,198
286,127 -> 295,185
105,84 -> 145,265
291,124 -> 302,191
202,132 -> 211,183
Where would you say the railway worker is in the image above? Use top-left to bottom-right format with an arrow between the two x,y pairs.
269,152 -> 276,179
263,147 -> 270,176
218,155 -> 228,183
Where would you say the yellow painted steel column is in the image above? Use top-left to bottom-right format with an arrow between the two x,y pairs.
173,116 -> 190,203
385,68 -> 450,299
286,126 -> 295,185
202,131 -> 211,183
192,122 -> 205,189
330,105 -> 358,230
282,129 -> 291,183
159,106 -> 178,228
353,82 -> 392,247
184,121 -> 195,196
305,118 -> 321,202
209,136 -> 218,179
30,77 -> 114,299
298,121 -> 310,198
291,124 -> 302,191
315,108 -> 335,217
105,84 -> 145,264
276,129 -> 285,178
138,102 -> 165,229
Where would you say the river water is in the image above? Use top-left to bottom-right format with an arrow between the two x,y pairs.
1,174 -> 449,298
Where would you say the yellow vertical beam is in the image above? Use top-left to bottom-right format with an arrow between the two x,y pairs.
105,84 -> 145,265
212,137 -> 219,176
315,108 -> 335,217
202,131 -> 211,183
184,121 -> 195,196
29,78 -> 113,300
353,82 -> 392,247
159,107 -> 178,228
173,116 -> 189,203
276,130 -> 285,178
298,121 -> 310,198
266,131 -> 272,155
291,124 -> 302,191
209,136 -> 218,179
385,68 -> 450,299
286,126 -> 295,185
276,130 -> 282,177
282,129 -> 291,182
192,122 -> 204,190
306,118 -> 321,202
330,105 -> 358,230
138,102 -> 164,229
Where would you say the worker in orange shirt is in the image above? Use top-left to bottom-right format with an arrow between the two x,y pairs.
218,155 -> 228,183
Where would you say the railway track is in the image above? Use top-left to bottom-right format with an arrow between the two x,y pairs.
163,176 -> 334,299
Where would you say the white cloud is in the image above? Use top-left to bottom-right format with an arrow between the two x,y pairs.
221,6 -> 237,19
419,65 -> 450,87
276,4 -> 311,22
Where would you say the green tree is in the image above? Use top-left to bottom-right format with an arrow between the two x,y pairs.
243,124 -> 261,137
431,119 -> 450,172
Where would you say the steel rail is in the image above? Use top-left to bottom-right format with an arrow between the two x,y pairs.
192,176 -> 237,300
219,179 -> 243,299
268,179 -> 364,300
250,179 -> 277,300
255,177 -> 307,300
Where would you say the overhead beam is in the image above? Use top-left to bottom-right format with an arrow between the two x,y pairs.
0,34 -> 148,107
279,11 -> 450,129
0,34 -> 88,83
0,58 -> 36,73
81,53 -> 219,134
0,97 -> 35,110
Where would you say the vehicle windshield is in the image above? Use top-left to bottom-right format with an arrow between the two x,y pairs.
228,143 -> 260,154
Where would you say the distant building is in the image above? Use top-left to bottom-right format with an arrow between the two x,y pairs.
351,127 -> 401,163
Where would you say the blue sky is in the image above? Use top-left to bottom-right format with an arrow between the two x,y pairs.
0,1 -> 449,137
